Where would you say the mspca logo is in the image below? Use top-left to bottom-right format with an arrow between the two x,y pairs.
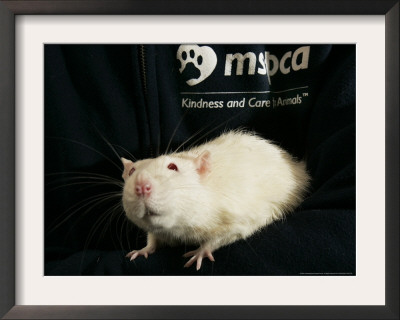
177,45 -> 310,86
177,45 -> 217,86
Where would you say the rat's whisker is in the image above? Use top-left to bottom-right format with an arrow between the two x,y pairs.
46,191 -> 122,234
46,136 -> 122,172
165,110 -> 189,154
112,144 -> 137,162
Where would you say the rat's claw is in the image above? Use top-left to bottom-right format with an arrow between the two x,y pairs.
183,247 -> 215,270
126,246 -> 155,261
183,255 -> 197,268
127,251 -> 142,261
183,250 -> 197,258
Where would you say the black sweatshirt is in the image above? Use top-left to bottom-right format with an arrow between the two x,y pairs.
45,44 -> 355,275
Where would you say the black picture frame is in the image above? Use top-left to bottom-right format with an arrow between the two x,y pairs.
0,1 -> 398,319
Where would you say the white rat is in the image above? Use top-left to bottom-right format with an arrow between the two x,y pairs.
121,130 -> 310,270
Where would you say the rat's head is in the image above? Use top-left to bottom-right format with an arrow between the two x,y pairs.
121,150 -> 211,233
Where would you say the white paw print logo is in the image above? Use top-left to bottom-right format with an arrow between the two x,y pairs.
177,45 -> 217,86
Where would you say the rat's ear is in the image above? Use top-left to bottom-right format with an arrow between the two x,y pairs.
194,150 -> 211,177
121,157 -> 135,181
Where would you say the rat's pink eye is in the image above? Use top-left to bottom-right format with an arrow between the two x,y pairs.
128,167 -> 135,176
167,163 -> 178,171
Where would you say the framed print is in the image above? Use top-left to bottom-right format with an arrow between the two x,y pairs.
0,0 -> 399,319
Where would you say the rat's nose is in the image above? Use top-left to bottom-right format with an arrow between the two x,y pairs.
135,180 -> 152,197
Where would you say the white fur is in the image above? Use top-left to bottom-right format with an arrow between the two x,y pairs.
122,131 -> 310,256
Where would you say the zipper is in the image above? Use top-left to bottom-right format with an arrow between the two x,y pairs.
138,45 -> 154,157
138,45 -> 148,95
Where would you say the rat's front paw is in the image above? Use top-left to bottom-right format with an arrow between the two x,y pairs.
183,247 -> 215,271
126,245 -> 156,261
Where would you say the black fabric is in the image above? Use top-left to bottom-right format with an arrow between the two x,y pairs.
45,44 -> 355,275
